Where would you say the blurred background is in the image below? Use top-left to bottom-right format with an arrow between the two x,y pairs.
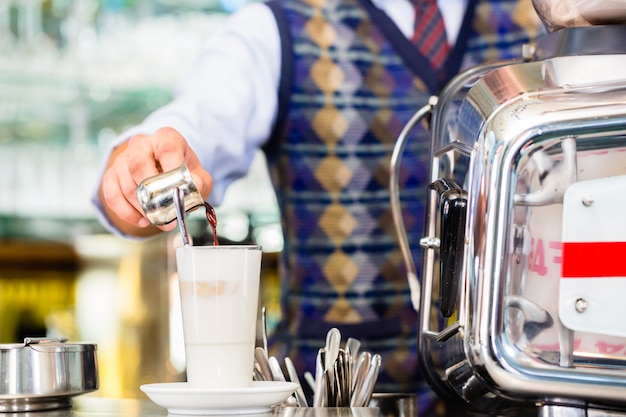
0,0 -> 283,398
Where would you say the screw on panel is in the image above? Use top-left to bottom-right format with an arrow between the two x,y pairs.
581,195 -> 594,207
575,298 -> 588,313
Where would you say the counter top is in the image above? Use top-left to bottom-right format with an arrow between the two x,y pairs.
3,397 -> 381,417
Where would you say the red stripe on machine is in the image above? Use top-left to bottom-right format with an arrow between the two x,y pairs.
562,241 -> 626,278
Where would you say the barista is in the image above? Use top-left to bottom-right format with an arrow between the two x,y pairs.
93,0 -> 544,413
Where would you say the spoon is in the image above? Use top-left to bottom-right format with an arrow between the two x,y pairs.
333,349 -> 350,406
352,353 -> 381,407
363,353 -> 382,405
268,356 -> 286,382
325,328 -> 341,370
313,348 -> 326,407
285,356 -> 308,407
339,348 -> 352,405
253,364 -> 265,382
350,351 -> 371,406
346,337 -> 361,366
173,186 -> 191,246
261,306 -> 268,354
254,347 -> 273,382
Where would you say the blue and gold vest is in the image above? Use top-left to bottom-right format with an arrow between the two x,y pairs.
264,0 -> 544,404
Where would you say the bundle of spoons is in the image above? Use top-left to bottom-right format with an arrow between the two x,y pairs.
311,328 -> 382,407
251,315 -> 382,408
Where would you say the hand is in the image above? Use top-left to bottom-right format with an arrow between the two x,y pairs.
99,127 -> 213,237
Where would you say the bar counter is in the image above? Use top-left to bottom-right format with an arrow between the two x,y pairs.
3,397 -> 381,417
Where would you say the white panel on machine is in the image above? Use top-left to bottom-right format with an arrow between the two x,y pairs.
560,174 -> 626,338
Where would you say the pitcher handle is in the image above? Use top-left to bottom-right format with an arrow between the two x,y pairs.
390,96 -> 438,312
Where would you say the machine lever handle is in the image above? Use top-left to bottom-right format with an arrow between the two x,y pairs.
431,178 -> 467,318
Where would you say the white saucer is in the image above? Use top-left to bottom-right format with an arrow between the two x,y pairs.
140,381 -> 298,415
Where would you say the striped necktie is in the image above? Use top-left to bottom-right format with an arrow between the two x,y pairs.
410,0 -> 451,69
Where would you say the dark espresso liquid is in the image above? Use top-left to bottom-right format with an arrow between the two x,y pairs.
204,202 -> 219,246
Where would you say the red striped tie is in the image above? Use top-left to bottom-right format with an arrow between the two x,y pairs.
411,0 -> 450,69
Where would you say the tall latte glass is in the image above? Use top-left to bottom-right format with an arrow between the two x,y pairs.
175,245 -> 261,389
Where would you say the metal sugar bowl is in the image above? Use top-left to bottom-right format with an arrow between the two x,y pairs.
391,8 -> 626,417
0,338 -> 98,412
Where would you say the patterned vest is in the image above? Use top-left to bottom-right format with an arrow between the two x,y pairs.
264,0 -> 544,401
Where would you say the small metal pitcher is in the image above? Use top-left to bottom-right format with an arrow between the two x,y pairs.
135,163 -> 204,226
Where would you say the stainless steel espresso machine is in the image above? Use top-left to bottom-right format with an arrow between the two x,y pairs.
391,1 -> 626,416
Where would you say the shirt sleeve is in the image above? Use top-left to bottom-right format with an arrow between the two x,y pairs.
159,3 -> 282,205
92,2 -> 281,221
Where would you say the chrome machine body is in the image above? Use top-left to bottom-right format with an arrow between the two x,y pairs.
390,20 -> 626,417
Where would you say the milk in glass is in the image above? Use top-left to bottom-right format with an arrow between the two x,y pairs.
176,245 -> 261,389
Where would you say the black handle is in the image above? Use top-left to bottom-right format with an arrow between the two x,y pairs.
431,178 -> 467,318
